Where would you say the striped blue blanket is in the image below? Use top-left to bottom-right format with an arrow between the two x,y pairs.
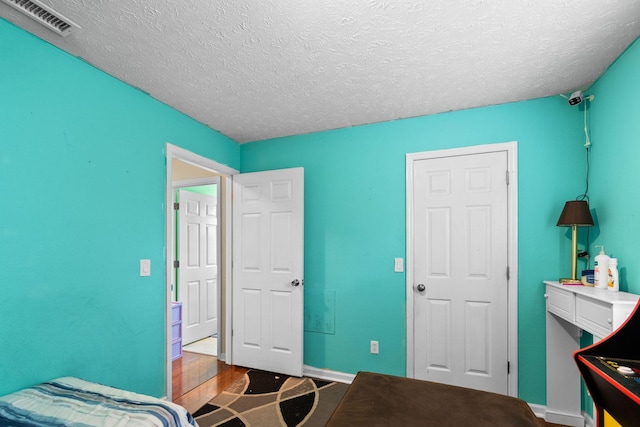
0,377 -> 198,426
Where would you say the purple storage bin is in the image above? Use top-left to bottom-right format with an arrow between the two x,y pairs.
171,302 -> 182,360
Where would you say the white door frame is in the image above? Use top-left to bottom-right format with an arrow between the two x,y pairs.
164,143 -> 237,400
405,141 -> 519,397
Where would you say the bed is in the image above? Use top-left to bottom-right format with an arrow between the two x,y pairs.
325,372 -> 540,427
0,376 -> 198,426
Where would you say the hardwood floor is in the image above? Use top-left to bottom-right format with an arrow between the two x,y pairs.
172,351 -> 248,414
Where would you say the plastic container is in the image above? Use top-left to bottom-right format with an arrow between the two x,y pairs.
581,269 -> 594,286
594,246 -> 610,289
607,258 -> 619,291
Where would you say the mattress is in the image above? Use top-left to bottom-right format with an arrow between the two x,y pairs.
326,372 -> 540,427
0,376 -> 198,427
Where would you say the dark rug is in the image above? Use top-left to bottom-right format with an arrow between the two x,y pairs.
193,369 -> 349,426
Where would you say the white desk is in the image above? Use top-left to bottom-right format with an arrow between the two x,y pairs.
544,281 -> 639,426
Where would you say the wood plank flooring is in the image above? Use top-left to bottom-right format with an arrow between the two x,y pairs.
172,351 -> 247,414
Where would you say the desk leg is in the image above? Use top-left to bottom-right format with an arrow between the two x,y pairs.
545,311 -> 584,427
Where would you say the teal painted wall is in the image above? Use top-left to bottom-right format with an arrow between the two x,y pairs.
0,19 -> 240,397
588,37 -> 640,294
241,97 -> 586,404
579,38 -> 640,414
3,9 -> 637,409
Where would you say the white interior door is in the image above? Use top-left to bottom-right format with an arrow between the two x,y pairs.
178,188 -> 219,345
232,167 -> 304,377
412,151 -> 509,394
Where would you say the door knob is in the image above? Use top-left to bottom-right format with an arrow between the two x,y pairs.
291,279 -> 301,287
416,283 -> 426,292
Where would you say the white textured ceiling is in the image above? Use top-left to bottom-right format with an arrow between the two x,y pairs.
2,1 -> 640,143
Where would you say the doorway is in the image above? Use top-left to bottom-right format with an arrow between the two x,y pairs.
165,143 -> 237,400
405,142 -> 519,397
176,184 -> 220,348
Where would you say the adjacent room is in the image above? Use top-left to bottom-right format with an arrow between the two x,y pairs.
2,1 -> 640,426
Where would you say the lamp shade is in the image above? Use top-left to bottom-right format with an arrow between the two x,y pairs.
556,200 -> 594,227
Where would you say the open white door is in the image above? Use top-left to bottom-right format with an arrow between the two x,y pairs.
232,167 -> 304,377
178,188 -> 219,345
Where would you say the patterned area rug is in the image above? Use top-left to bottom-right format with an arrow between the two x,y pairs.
193,370 -> 349,426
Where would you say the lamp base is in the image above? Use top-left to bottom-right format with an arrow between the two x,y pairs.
559,278 -> 583,286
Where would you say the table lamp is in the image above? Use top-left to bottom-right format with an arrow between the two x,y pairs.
557,200 -> 594,284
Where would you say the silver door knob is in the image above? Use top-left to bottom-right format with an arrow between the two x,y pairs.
416,284 -> 425,292
291,279 -> 301,287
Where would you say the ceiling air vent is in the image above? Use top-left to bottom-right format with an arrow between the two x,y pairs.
1,0 -> 80,37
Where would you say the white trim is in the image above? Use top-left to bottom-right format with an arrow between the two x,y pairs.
540,408 -> 592,427
583,411 -> 594,427
527,403 -> 546,419
544,409 -> 586,427
405,141 -> 519,397
168,144 -> 237,176
303,365 -> 355,384
528,403 -> 594,427
164,143 -> 238,400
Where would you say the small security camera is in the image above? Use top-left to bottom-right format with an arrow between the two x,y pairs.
568,90 -> 583,106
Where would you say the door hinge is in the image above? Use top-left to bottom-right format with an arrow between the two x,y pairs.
506,266 -> 510,280
508,361 -> 511,374
173,202 -> 179,210
173,260 -> 179,268
505,171 -> 510,185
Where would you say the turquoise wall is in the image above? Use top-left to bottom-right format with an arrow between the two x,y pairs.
0,19 -> 240,397
2,10 -> 638,409
579,38 -> 640,414
241,96 -> 586,403
241,35 -> 640,405
588,37 -> 640,294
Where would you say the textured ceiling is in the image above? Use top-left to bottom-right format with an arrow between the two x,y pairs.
2,1 -> 640,143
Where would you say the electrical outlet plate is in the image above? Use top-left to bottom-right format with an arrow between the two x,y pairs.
370,340 -> 379,354
394,257 -> 404,272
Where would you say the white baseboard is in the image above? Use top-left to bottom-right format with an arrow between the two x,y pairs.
539,407 -> 588,427
528,403 -> 546,419
583,412 -> 594,427
303,365 -> 355,384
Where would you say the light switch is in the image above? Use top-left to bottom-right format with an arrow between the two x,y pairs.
394,257 -> 404,272
140,259 -> 151,276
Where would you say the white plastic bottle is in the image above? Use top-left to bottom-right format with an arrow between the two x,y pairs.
607,258 -> 619,291
594,246 -> 610,289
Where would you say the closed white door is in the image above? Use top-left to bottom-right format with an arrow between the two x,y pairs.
178,188 -> 219,345
232,168 -> 304,377
412,151 -> 509,394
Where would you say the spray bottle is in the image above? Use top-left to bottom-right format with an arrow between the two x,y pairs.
594,246 -> 610,289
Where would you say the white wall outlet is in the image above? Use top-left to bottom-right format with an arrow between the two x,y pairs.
140,259 -> 151,276
394,257 -> 404,272
370,340 -> 379,354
